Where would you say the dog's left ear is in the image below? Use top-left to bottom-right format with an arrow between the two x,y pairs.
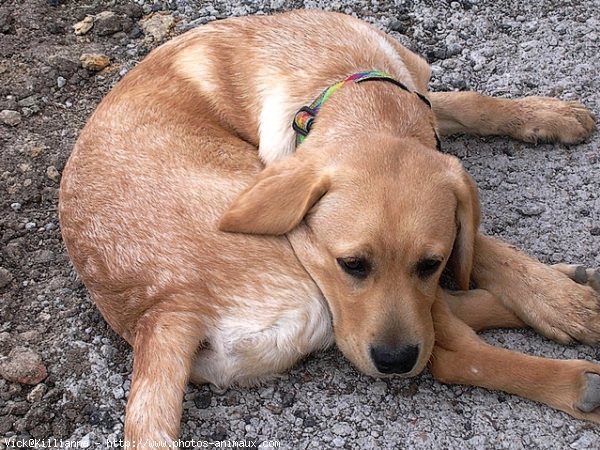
447,163 -> 481,290
219,156 -> 330,235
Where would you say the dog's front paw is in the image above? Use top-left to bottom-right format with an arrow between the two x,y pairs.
513,97 -> 595,144
544,263 -> 600,345
553,264 -> 600,290
576,372 -> 600,416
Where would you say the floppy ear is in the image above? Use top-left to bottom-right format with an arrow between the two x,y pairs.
447,167 -> 481,290
219,156 -> 330,235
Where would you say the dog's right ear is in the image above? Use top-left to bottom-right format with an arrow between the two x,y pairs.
219,156 -> 330,235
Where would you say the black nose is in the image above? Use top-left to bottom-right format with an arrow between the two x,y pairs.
370,344 -> 420,374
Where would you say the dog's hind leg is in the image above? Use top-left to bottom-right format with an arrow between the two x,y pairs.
444,288 -> 526,331
124,296 -> 212,448
428,91 -> 595,144
430,294 -> 600,423
470,234 -> 600,345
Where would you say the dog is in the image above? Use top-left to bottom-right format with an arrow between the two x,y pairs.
59,10 -> 600,446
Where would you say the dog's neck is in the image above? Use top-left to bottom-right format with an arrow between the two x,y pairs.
257,77 -> 438,165
257,80 -> 439,164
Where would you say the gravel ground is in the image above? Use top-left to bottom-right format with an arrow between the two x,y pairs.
1,0 -> 599,448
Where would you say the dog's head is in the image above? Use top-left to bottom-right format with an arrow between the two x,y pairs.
219,134 -> 479,377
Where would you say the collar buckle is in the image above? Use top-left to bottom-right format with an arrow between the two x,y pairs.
292,106 -> 317,143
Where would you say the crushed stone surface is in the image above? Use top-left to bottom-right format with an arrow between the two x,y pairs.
0,0 -> 599,448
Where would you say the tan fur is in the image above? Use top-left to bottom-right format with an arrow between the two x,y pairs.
59,10 -> 599,446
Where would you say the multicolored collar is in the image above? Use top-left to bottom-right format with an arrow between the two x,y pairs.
292,70 -> 441,150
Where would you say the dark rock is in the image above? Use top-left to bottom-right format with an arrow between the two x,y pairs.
47,20 -> 66,35
0,9 -> 15,34
281,390 -> 295,407
389,19 -> 410,34
48,56 -> 80,78
128,25 -> 143,39
517,204 -> 546,217
303,416 -> 318,428
117,3 -> 144,20
194,391 -> 212,409
9,401 -> 30,416
94,11 -> 123,36
0,414 -> 13,433
31,422 -> 51,438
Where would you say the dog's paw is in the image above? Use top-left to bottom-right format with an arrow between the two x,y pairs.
542,263 -> 600,345
576,372 -> 600,415
568,366 -> 600,424
553,264 -> 600,290
513,97 -> 596,144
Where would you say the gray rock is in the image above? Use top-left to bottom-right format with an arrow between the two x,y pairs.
113,386 -> 125,399
34,249 -> 55,263
109,373 -> 124,386
27,383 -> 47,402
0,331 -> 15,354
331,422 -> 353,436
0,110 -> 22,126
140,13 -> 176,45
46,165 -> 60,182
0,347 -> 47,385
517,204 -> 546,216
80,434 -> 92,449
0,267 -> 13,288
18,95 -> 37,107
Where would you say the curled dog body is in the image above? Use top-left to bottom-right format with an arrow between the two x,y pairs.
59,10 -> 599,445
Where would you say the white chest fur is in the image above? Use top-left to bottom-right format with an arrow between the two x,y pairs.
192,275 -> 334,389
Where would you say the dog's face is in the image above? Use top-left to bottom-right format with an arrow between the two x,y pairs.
220,135 -> 480,377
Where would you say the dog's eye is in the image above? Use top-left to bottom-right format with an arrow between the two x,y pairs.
416,258 -> 443,279
337,257 -> 371,279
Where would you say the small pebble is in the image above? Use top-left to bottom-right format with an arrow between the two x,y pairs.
0,267 -> 13,288
80,434 -> 91,449
46,165 -> 60,182
17,96 -> 36,107
25,222 -> 37,231
27,383 -> 47,402
0,109 -> 22,126
0,346 -> 47,385
80,53 -> 110,71
57,76 -> 66,88
73,15 -> 94,35
113,386 -> 125,399
517,204 -> 545,217
109,373 -> 123,386
10,202 -> 21,211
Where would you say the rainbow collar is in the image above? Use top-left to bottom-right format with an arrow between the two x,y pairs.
292,70 -> 440,150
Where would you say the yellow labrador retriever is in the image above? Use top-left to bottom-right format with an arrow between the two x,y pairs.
59,10 -> 599,446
